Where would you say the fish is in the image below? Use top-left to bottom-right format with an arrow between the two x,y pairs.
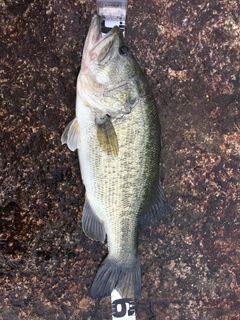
61,14 -> 170,299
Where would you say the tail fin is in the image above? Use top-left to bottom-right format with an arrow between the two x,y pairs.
91,256 -> 141,299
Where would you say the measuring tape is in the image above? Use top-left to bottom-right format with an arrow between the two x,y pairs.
111,289 -> 136,320
96,0 -> 127,36
95,1 -> 136,319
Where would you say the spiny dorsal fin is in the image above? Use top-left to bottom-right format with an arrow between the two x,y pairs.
96,115 -> 118,157
61,118 -> 80,151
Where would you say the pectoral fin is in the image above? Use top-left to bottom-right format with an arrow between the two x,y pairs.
96,115 -> 118,157
82,198 -> 106,242
61,118 -> 80,151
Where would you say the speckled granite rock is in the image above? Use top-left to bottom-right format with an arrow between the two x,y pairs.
0,0 -> 239,319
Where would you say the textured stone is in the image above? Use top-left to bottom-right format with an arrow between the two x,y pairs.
0,0 -> 239,319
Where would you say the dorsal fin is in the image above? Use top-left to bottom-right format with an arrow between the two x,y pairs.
141,178 -> 172,221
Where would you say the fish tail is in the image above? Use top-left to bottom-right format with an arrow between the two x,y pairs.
90,256 -> 141,299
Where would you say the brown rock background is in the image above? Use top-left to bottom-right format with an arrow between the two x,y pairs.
0,0 -> 239,319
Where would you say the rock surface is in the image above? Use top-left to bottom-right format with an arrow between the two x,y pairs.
0,0 -> 239,319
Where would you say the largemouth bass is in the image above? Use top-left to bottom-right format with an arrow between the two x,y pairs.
61,14 -> 170,299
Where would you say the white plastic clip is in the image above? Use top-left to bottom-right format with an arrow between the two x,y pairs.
111,289 -> 136,320
96,0 -> 128,36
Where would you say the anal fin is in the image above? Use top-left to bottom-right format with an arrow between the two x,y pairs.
96,115 -> 118,157
82,198 -> 106,242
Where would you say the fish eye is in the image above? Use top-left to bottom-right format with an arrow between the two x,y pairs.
119,46 -> 129,55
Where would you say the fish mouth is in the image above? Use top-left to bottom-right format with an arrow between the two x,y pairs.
90,14 -> 119,46
83,15 -> 122,61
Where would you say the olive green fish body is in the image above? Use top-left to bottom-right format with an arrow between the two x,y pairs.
61,15 -> 170,299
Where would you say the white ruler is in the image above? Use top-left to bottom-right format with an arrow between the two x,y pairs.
96,1 -> 134,319
96,0 -> 128,36
111,289 -> 136,320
